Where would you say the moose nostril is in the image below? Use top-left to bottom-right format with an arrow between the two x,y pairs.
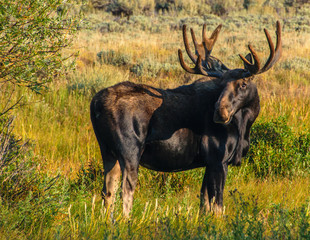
219,105 -> 230,117
213,108 -> 230,124
219,106 -> 229,114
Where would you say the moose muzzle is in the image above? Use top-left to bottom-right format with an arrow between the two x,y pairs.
213,100 -> 233,125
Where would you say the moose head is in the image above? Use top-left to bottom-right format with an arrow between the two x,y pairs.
178,21 -> 282,125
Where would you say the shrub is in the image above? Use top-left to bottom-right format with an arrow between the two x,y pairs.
97,50 -> 132,66
228,190 -> 265,239
71,159 -> 104,194
227,190 -> 310,239
0,116 -> 73,236
98,21 -> 125,33
244,117 -> 310,178
130,59 -> 179,78
280,57 -> 310,72
106,0 -> 134,18
243,0 -> 257,10
91,0 -> 109,10
0,117 -> 33,202
0,0 -> 80,93
155,0 -> 175,14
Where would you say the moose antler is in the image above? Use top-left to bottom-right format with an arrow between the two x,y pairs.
178,24 -> 229,78
239,21 -> 282,76
178,21 -> 282,79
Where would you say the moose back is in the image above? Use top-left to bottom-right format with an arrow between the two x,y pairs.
90,21 -> 282,217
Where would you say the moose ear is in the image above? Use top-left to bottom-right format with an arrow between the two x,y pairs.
243,53 -> 253,69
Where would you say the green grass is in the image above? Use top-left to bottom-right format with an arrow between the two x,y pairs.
1,5 -> 310,239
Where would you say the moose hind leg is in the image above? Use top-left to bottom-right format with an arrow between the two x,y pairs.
121,161 -> 139,218
102,158 -> 121,212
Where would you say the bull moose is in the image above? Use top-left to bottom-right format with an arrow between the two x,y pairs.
90,21 -> 282,217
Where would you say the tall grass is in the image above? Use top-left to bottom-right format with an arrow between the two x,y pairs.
1,174 -> 309,239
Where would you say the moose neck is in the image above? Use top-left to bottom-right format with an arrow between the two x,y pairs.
165,79 -> 227,129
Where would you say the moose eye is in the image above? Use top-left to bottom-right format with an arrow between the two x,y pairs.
240,82 -> 247,89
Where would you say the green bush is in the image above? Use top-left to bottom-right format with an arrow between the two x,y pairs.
280,57 -> 310,72
0,117 -> 33,202
227,190 -> 310,239
0,116 -> 71,234
97,50 -> 132,66
0,0 -> 81,93
98,21 -> 125,33
130,59 -> 179,78
71,159 -> 104,195
245,117 -> 310,178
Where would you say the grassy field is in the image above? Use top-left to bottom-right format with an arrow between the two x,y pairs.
0,1 -> 310,239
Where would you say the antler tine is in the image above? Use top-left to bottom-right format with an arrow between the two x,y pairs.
202,24 -> 222,54
190,28 -> 199,52
182,25 -> 197,63
240,21 -> 282,76
178,49 -> 196,74
239,44 -> 260,74
178,49 -> 206,75
258,20 -> 282,73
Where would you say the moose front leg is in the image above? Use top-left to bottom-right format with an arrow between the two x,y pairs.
200,169 -> 210,214
201,162 -> 228,214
